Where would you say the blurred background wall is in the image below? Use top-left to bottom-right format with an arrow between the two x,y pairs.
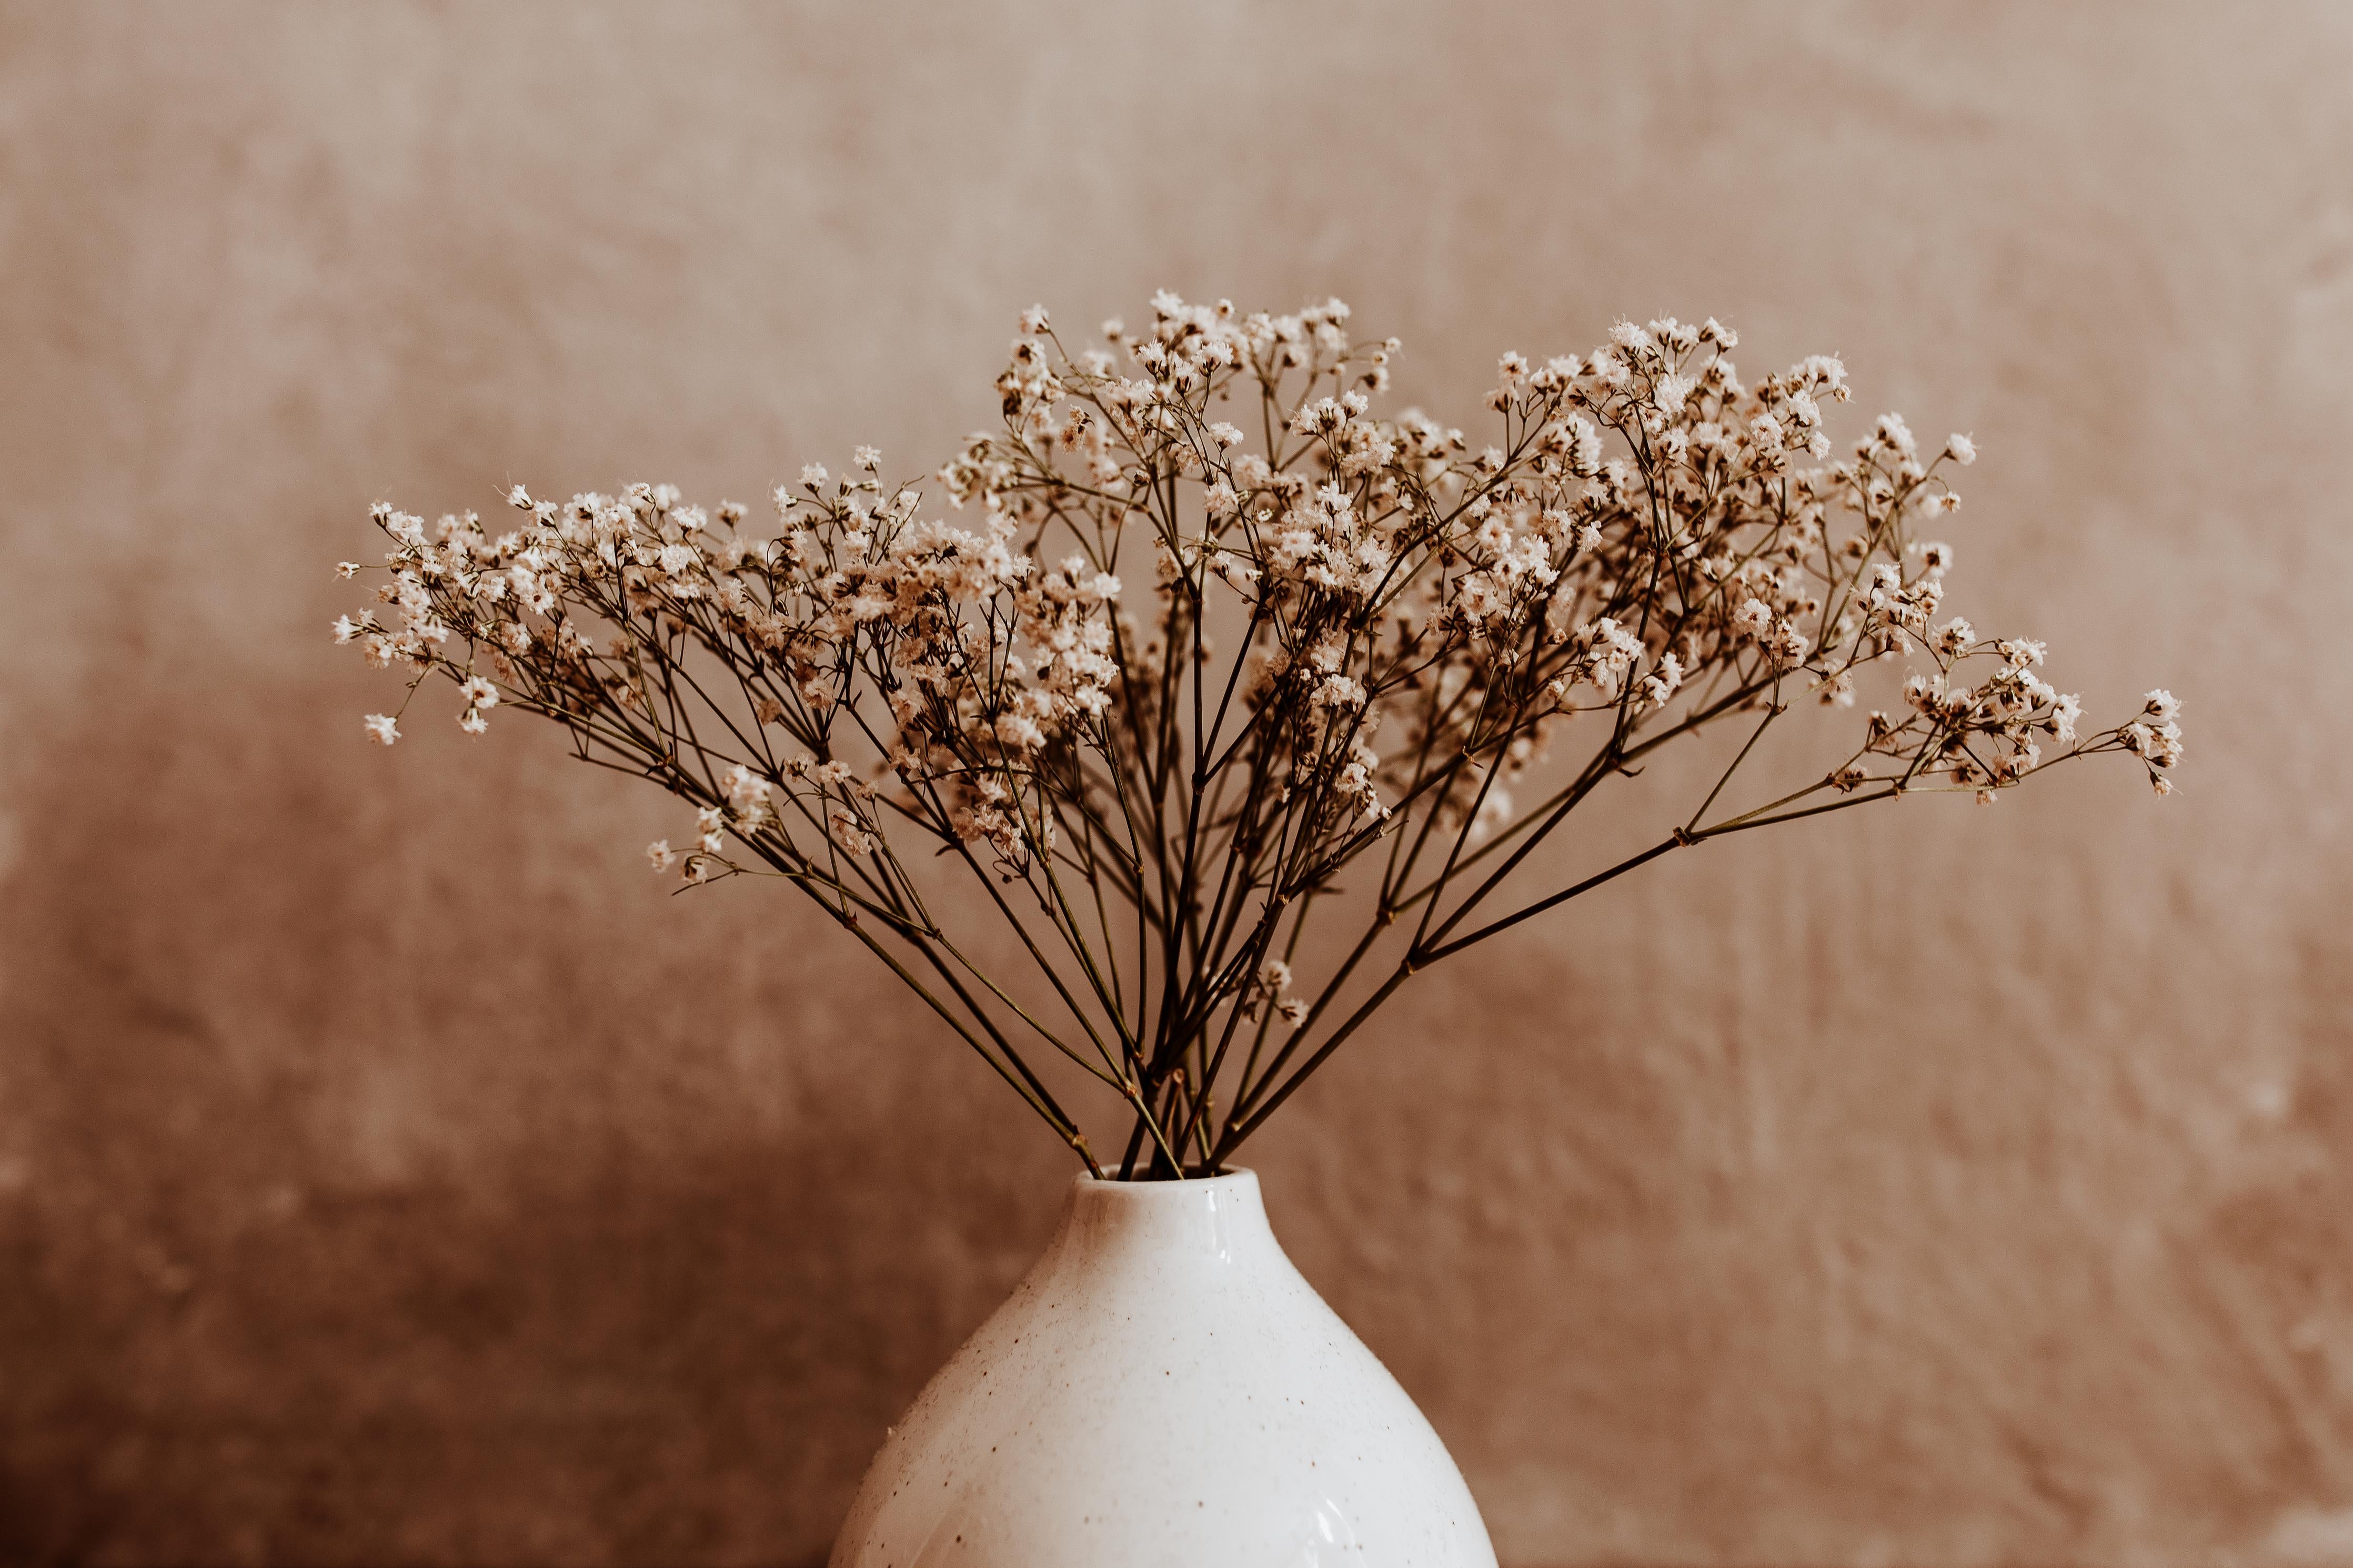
2,3 -> 2348,1564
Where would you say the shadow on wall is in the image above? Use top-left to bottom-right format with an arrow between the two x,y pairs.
0,1071 -> 1045,1565
0,663 -> 1071,1565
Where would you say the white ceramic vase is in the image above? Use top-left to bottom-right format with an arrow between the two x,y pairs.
829,1166 -> 1496,1567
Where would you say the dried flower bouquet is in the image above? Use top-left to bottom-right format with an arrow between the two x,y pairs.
338,294 -> 2179,1179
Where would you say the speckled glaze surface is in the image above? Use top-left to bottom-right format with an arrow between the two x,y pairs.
829,1168 -> 1496,1567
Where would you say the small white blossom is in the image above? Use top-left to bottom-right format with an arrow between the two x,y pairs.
828,804 -> 874,856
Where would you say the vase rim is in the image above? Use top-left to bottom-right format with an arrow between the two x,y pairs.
1076,1164 -> 1258,1189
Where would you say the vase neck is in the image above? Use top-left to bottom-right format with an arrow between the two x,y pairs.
1043,1167 -> 1283,1276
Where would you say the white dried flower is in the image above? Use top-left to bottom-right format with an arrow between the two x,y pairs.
828,804 -> 874,857
345,291 -> 2179,1174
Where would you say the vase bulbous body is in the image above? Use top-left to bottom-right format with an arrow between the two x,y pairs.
829,1167 -> 1496,1568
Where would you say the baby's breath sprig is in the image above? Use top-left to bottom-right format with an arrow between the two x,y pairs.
338,294 -> 2178,1178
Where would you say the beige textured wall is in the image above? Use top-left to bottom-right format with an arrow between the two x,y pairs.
3,4 -> 2349,1564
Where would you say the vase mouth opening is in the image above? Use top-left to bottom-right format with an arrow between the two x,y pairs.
1077,1164 -> 1258,1189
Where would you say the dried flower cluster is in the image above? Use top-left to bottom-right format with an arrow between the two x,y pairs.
340,294 -> 2177,1177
